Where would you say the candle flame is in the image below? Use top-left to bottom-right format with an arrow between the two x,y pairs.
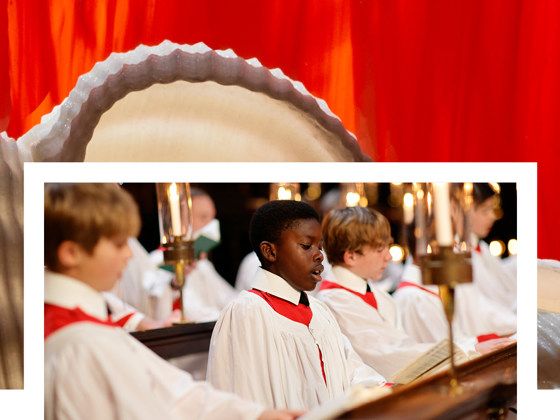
277,186 -> 292,200
403,193 -> 414,208
346,192 -> 361,207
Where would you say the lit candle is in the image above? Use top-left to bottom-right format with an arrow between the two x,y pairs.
277,186 -> 292,200
346,191 -> 360,207
403,192 -> 414,224
432,183 -> 453,246
169,183 -> 182,236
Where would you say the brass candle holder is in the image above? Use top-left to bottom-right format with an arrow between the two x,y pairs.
415,182 -> 474,395
162,238 -> 195,324
421,246 -> 472,393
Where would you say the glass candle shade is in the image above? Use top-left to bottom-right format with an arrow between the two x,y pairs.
156,182 -> 194,248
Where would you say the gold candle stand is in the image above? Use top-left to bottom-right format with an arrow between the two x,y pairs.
163,238 -> 195,324
421,245 -> 472,394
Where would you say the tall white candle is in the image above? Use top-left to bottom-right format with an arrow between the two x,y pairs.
403,192 -> 414,224
169,183 -> 182,236
432,183 -> 453,246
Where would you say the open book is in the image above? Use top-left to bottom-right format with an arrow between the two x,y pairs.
390,338 -> 470,384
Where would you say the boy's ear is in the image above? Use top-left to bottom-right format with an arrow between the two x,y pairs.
259,241 -> 277,263
57,240 -> 83,269
342,250 -> 357,267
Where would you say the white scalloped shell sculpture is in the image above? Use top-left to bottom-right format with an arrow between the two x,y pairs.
17,40 -> 371,163
0,40 -> 371,388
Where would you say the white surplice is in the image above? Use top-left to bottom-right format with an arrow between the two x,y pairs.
207,268 -> 386,411
44,271 -> 265,420
472,240 -> 517,313
315,266 -> 434,379
392,261 -> 516,347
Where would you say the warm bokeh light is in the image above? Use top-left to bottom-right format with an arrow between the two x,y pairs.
390,244 -> 405,262
489,240 -> 506,257
508,239 -> 517,255
346,191 -> 361,207
304,183 -> 322,201
277,187 -> 292,200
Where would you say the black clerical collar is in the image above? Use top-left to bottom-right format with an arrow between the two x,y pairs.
299,292 -> 310,307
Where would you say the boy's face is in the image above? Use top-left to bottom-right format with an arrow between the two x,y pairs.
469,196 -> 497,239
192,195 -> 216,232
71,235 -> 133,292
348,244 -> 392,281
270,218 -> 324,292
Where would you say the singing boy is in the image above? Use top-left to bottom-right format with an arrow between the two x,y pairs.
207,200 -> 386,410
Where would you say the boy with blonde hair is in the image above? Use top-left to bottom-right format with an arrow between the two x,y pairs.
44,183 -> 301,420
317,206 -> 435,380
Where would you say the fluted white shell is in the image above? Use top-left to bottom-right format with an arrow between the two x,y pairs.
17,40 -> 371,163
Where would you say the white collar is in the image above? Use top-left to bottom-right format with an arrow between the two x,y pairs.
253,267 -> 302,305
44,270 -> 108,320
330,266 -> 368,295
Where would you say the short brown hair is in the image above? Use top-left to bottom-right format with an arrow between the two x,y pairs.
44,183 -> 141,270
322,206 -> 392,265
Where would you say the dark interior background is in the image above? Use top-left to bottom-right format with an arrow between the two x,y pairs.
121,182 -> 517,287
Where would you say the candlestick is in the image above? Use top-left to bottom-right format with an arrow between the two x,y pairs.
432,183 -> 453,246
169,183 -> 182,236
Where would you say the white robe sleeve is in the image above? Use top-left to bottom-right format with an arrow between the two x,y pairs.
102,291 -> 145,331
392,286 -> 450,344
472,243 -> 517,313
45,323 -> 264,420
317,289 -> 433,380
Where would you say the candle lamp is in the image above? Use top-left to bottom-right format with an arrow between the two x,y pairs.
156,182 -> 195,324
339,183 -> 368,208
415,183 -> 474,394
269,183 -> 301,201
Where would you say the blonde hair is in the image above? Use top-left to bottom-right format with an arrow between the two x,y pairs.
44,183 -> 140,270
322,206 -> 392,265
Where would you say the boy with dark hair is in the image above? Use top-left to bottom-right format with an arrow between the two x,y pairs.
207,200 -> 386,410
44,183 -> 301,420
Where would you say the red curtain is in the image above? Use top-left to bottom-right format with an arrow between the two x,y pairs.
2,0 -> 558,258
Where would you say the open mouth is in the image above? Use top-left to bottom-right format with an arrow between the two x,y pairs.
311,265 -> 324,282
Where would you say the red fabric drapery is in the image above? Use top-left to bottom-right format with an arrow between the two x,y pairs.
2,0 -> 558,258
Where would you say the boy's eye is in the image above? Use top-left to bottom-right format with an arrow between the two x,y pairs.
300,244 -> 312,250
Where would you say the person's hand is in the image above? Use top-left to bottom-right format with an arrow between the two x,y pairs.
163,309 -> 184,326
474,337 -> 516,354
258,409 -> 307,420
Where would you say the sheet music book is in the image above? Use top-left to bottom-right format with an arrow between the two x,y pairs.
390,338 -> 469,384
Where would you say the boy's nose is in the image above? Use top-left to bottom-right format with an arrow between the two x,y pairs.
315,249 -> 324,261
123,243 -> 134,259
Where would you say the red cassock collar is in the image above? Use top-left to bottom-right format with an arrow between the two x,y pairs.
319,280 -> 378,310
44,303 -> 134,339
